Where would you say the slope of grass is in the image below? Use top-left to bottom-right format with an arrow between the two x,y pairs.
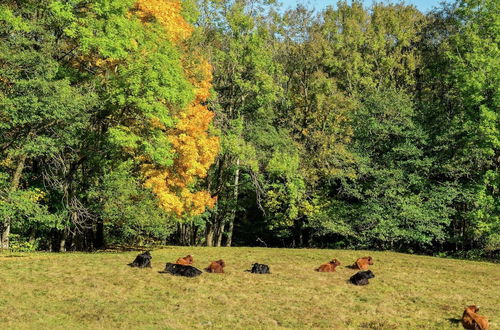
0,247 -> 498,329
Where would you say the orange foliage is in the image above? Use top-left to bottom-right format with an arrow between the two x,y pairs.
135,0 -> 193,43
136,0 -> 219,216
142,98 -> 219,215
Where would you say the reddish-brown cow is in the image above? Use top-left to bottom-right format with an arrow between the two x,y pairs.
315,259 -> 341,272
205,259 -> 226,273
176,255 -> 194,265
353,256 -> 374,270
462,305 -> 489,330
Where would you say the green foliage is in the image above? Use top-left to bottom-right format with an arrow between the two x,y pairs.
319,1 -> 425,93
316,89 -> 450,250
200,0 -> 295,246
419,0 -> 499,253
0,0 -> 197,250
7,234 -> 39,252
265,150 -> 306,229
0,177 -> 62,234
89,162 -> 175,245
0,0 -> 497,258
181,0 -> 201,24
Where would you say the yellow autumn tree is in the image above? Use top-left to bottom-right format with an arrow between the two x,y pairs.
135,0 -> 219,216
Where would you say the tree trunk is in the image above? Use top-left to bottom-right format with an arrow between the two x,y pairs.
59,228 -> 67,252
206,211 -> 220,247
94,219 -> 105,249
226,158 -> 240,247
28,228 -> 36,245
0,224 -> 11,250
191,224 -> 198,245
206,222 -> 214,247
293,218 -> 304,248
1,153 -> 27,250
216,223 -> 225,247
178,223 -> 195,246
178,224 -> 186,245
10,154 -> 26,192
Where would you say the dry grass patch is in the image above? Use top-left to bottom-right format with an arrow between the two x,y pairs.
0,247 -> 498,329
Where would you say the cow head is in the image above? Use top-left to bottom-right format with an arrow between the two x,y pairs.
465,305 -> 479,313
364,270 -> 375,279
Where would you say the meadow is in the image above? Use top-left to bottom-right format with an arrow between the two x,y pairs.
0,247 -> 498,329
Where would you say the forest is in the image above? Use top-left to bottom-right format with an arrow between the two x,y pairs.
0,0 -> 498,259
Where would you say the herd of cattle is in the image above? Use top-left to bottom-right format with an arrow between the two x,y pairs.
127,251 -> 489,329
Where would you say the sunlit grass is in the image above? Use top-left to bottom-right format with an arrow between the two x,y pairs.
0,247 -> 498,329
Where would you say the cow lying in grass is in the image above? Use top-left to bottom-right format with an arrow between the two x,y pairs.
248,263 -> 271,274
351,256 -> 374,270
462,305 -> 489,330
205,260 -> 226,273
349,270 -> 375,285
316,259 -> 341,272
176,255 -> 194,265
128,251 -> 152,268
159,263 -> 202,277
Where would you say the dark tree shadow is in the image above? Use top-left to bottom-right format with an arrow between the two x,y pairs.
104,245 -> 151,252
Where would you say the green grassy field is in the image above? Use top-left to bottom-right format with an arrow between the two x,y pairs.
0,247 -> 498,329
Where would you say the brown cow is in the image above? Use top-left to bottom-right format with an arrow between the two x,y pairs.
353,256 -> 373,270
315,259 -> 341,272
462,305 -> 489,330
205,259 -> 226,273
176,255 -> 194,265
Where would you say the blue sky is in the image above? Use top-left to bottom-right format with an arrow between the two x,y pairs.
279,0 -> 445,13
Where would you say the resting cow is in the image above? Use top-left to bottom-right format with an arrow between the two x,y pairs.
462,305 -> 489,330
249,263 -> 271,274
176,255 -> 194,265
128,251 -> 152,268
349,270 -> 375,285
316,259 -> 341,272
159,263 -> 202,277
352,256 -> 373,270
205,259 -> 226,273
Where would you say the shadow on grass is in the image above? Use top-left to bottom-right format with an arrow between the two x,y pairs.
103,245 -> 152,252
0,254 -> 28,258
447,318 -> 461,325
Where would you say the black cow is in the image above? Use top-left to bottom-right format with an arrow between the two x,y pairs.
249,263 -> 271,274
349,270 -> 375,285
128,251 -> 152,268
159,263 -> 202,277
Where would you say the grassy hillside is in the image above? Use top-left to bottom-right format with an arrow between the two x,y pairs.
0,247 -> 498,329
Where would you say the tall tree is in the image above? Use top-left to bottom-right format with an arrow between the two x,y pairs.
1,0 -> 219,250
0,0 -> 97,248
420,0 -> 499,254
198,0 -> 292,246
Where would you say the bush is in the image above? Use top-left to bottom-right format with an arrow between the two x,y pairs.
8,234 -> 38,252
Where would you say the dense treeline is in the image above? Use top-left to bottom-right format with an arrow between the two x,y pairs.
0,0 -> 498,258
